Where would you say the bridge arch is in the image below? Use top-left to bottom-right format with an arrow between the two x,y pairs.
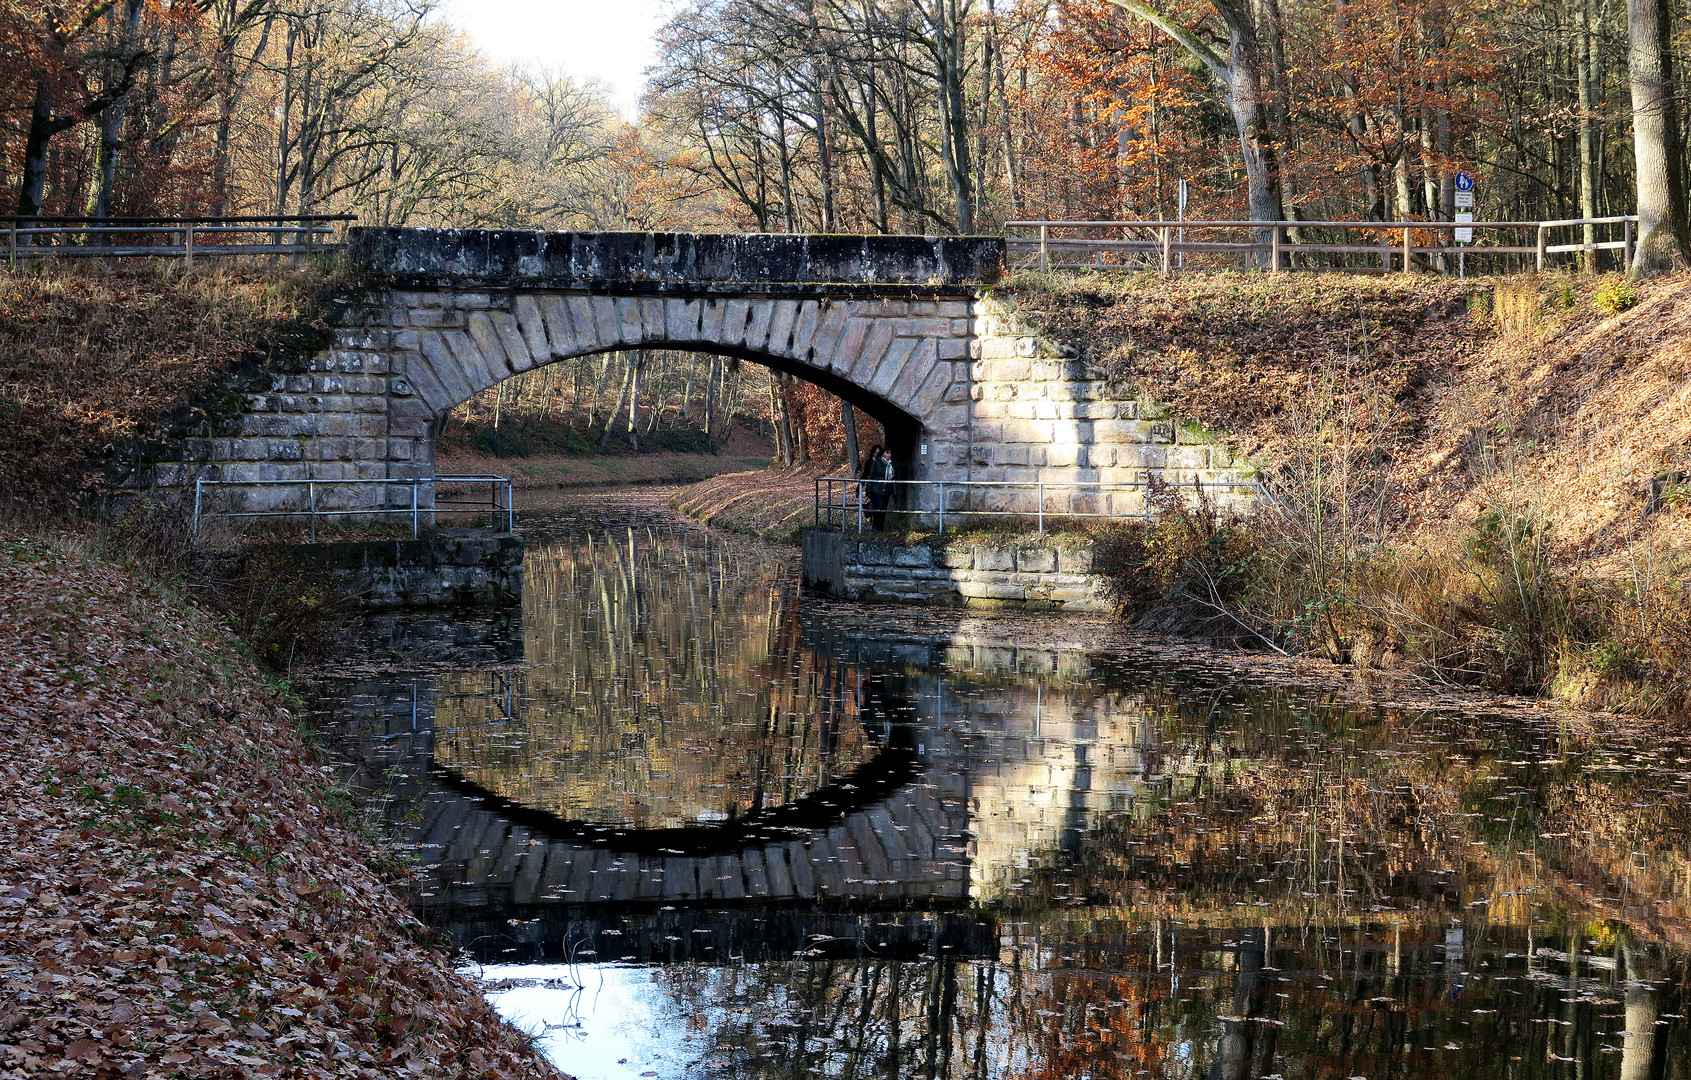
395,290 -> 970,472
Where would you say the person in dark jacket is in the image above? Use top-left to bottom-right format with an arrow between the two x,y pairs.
862,445 -> 894,529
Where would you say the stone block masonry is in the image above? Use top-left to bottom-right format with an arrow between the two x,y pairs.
802,530 -> 1111,612
122,228 -> 1258,522
287,532 -> 523,608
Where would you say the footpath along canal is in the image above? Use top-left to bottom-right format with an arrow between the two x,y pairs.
305,488 -> 1691,1080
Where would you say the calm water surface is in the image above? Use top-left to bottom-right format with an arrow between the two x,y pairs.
312,490 -> 1691,1080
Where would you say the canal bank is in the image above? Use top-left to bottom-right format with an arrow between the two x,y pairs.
0,529 -> 560,1079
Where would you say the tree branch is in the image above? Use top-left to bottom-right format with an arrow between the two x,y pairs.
1100,0 -> 1231,81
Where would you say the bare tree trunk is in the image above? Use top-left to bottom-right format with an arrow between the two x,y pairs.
627,352 -> 644,450
1627,0 -> 1690,273
703,356 -> 719,451
87,0 -> 146,221
769,377 -> 791,467
600,353 -> 632,451
1579,1 -> 1600,271
681,353 -> 698,421
841,399 -> 860,469
1107,0 -> 1285,250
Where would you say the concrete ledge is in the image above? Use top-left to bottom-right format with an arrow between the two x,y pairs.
801,530 -> 1110,612
288,531 -> 523,608
348,229 -> 1005,291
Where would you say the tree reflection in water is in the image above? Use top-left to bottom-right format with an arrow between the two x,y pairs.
432,518 -> 879,828
316,493 -> 1691,1080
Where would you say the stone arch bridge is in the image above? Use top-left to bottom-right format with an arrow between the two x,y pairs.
155,228 -> 1251,516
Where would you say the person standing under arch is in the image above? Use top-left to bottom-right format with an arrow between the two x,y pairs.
861,444 -> 894,530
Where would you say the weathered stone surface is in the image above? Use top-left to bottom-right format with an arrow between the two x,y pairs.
347,228 -> 1006,289
803,532 -> 1110,612
129,230 -> 1261,531
288,532 -> 523,608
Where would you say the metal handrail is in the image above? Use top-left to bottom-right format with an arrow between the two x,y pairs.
1004,216 -> 1640,274
815,475 -> 1263,535
192,474 -> 514,540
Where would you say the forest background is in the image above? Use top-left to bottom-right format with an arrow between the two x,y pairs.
0,0 -> 1680,463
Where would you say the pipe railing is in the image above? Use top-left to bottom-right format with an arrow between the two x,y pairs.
4,214 -> 356,268
816,476 -> 1263,535
1005,216 -> 1639,274
192,474 -> 514,540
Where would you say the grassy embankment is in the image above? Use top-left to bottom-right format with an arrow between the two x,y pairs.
0,265 -> 560,1078
676,272 -> 1691,720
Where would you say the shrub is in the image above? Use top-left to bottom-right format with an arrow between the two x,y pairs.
1594,277 -> 1639,315
1093,478 -> 1272,646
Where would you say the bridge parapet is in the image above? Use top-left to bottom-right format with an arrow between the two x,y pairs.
348,228 -> 1004,293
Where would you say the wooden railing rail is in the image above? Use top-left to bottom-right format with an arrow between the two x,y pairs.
4,214 -> 356,269
1004,216 -> 1639,274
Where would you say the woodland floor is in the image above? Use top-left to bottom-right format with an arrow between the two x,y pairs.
0,530 -> 562,1080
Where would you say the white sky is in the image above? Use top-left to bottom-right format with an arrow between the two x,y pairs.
433,0 -> 669,118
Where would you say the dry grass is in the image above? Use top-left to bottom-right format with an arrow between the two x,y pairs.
0,262 -> 337,514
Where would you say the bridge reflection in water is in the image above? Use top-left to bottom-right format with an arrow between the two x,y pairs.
315,493 -> 1691,1080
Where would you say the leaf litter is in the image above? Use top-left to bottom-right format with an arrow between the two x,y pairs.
0,530 -> 563,1079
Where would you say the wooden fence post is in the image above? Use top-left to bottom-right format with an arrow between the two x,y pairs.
1160,226 -> 1171,275
1402,225 -> 1412,273
183,223 -> 196,270
1271,224 -> 1283,272
6,220 -> 15,269
1535,223 -> 1547,272
1039,224 -> 1050,272
1624,217 -> 1636,271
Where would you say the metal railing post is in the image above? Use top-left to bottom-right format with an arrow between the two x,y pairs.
1037,481 -> 1044,534
506,479 -> 514,532
193,478 -> 203,535
856,480 -> 864,532
938,481 -> 945,534
308,481 -> 317,541
1039,225 -> 1050,272
411,479 -> 419,538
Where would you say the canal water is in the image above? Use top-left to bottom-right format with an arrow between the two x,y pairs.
311,489 -> 1691,1080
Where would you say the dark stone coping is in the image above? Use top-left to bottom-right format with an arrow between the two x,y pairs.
347,228 -> 1004,291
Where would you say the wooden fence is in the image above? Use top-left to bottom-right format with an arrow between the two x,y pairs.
1006,216 -> 1639,274
3,214 -> 355,268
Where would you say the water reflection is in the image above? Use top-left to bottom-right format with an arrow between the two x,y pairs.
312,491 -> 1691,1080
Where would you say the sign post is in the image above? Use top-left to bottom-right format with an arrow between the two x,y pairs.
1453,170 -> 1476,277
1177,179 -> 1189,269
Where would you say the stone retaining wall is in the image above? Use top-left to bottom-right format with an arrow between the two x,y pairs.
801,530 -> 1111,612
289,531 -> 523,608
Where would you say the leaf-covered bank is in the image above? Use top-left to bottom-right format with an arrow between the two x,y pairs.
0,263 -> 341,516
0,532 -> 561,1079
